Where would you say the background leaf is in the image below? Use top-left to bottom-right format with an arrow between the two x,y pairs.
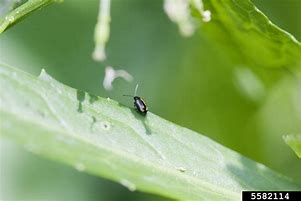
0,0 -> 21,18
204,0 -> 301,72
0,0 -> 60,33
1,64 -> 300,200
283,134 -> 301,158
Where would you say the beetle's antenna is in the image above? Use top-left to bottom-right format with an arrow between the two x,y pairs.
134,84 -> 139,96
123,94 -> 134,98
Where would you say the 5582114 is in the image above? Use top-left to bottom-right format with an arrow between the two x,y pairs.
242,191 -> 300,201
251,192 -> 289,200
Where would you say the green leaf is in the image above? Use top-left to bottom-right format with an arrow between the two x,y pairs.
202,0 -> 301,74
283,134 -> 301,158
0,0 -> 20,18
0,64 -> 300,201
0,0 -> 61,33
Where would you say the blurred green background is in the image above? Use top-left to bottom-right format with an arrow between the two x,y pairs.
0,0 -> 301,200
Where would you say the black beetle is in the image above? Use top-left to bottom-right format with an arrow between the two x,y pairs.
124,85 -> 148,115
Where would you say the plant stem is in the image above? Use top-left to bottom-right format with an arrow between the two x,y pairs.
0,0 -> 61,34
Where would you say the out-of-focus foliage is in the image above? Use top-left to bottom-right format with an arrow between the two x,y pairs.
205,0 -> 301,72
0,0 -> 21,18
284,134 -> 301,158
1,64 -> 299,201
0,0 -> 301,200
0,0 -> 61,33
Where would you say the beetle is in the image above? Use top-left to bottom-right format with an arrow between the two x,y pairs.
123,84 -> 148,115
